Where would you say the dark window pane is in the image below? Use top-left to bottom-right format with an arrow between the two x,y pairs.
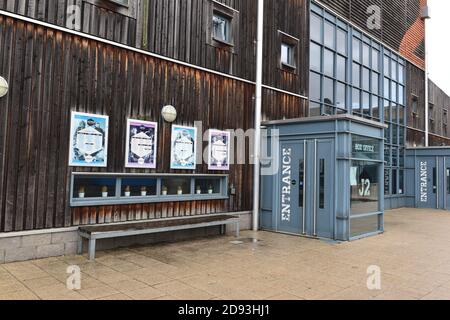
310,102 -> 321,116
319,159 -> 325,209
311,14 -> 322,43
350,161 -> 380,215
323,77 -> 334,105
336,55 -> 346,82
310,43 -> 321,71
310,72 -> 321,101
324,49 -> 334,77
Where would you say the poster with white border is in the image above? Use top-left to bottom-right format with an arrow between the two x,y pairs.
170,125 -> 197,170
208,130 -> 231,171
125,119 -> 158,169
69,112 -> 109,167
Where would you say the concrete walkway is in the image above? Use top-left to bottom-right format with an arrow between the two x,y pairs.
1,208 -> 450,300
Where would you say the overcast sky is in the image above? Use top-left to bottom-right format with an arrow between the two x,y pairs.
428,0 -> 450,95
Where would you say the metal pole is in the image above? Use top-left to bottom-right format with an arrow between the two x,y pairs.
423,7 -> 430,147
253,0 -> 264,231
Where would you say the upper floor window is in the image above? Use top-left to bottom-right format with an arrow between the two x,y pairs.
108,0 -> 128,6
213,13 -> 232,44
281,43 -> 295,67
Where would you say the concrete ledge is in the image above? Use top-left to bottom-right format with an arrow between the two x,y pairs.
0,212 -> 251,264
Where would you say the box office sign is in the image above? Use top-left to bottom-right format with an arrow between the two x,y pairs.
69,112 -> 109,167
170,125 -> 197,170
352,135 -> 380,160
208,130 -> 231,171
125,119 -> 158,169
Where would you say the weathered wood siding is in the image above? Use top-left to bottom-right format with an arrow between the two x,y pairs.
0,0 -> 141,46
0,16 -> 255,232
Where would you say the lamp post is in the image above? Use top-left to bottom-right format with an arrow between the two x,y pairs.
0,77 -> 8,98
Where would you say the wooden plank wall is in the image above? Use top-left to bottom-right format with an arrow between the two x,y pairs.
0,16 -> 255,232
0,0 -> 140,46
428,80 -> 450,145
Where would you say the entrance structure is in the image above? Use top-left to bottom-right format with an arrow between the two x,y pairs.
261,115 -> 386,241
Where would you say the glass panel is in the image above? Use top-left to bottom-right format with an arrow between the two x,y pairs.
392,147 -> 398,166
73,177 -> 116,199
310,43 -> 321,71
391,60 -> 398,81
121,178 -> 157,197
310,102 -> 321,116
352,88 -> 360,112
161,178 -> 191,195
398,85 -> 404,105
384,100 -> 390,122
433,167 -> 437,194
350,161 -> 380,215
352,135 -> 381,160
324,49 -> 334,77
350,215 -> 380,238
336,82 -> 346,110
324,21 -> 335,49
372,72 -> 379,95
362,43 -> 370,66
372,49 -> 379,71
392,169 -> 398,195
399,170 -> 404,195
352,63 -> 360,87
323,77 -> 334,105
385,146 -> 391,166
310,72 -> 321,101
195,178 -> 221,195
311,14 -> 322,43
336,55 -> 346,82
336,28 -> 347,55
281,43 -> 294,66
384,169 -> 391,195
362,68 -> 370,91
391,82 -> 397,103
384,78 -> 390,99
362,92 -> 370,116
398,64 -> 404,84
352,37 -> 361,62
447,168 -> 450,195
213,14 -> 231,42
372,96 -> 380,119
319,159 -> 325,209
384,55 -> 390,77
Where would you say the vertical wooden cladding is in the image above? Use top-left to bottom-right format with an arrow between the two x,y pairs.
144,0 -> 257,81
0,0 -> 139,46
263,0 -> 308,96
406,62 -> 425,131
428,80 -> 450,141
0,16 -> 254,232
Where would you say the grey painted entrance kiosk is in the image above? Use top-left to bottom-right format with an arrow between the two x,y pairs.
405,147 -> 450,210
261,115 -> 386,241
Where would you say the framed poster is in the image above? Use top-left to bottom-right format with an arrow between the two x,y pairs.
170,125 -> 197,170
125,119 -> 158,169
69,112 -> 109,167
208,130 -> 231,171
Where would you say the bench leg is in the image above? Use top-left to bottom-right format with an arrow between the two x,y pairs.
88,239 -> 96,261
77,236 -> 83,255
235,221 -> 240,238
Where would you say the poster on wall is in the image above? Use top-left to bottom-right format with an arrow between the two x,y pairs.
170,125 -> 197,170
125,119 -> 158,169
69,112 -> 109,167
208,130 -> 231,171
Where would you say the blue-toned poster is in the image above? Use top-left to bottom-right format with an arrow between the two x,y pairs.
208,130 -> 231,171
125,119 -> 158,169
170,125 -> 197,170
69,112 -> 109,167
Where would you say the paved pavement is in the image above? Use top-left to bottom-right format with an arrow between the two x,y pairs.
1,208 -> 450,300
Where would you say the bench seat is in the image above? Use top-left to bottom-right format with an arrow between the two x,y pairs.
78,214 -> 240,260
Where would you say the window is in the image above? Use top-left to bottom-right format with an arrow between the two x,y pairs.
444,110 -> 448,136
281,43 -> 295,67
212,13 -> 231,43
109,0 -> 128,6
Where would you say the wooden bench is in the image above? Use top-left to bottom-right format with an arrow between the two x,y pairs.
77,215 -> 240,260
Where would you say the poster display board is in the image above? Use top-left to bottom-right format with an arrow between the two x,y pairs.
69,112 -> 109,167
170,125 -> 197,170
125,119 -> 158,169
208,130 -> 231,171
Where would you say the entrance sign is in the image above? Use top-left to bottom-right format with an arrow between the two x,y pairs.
281,148 -> 292,222
208,130 -> 231,171
170,125 -> 197,170
419,161 -> 428,203
125,119 -> 158,169
69,112 -> 109,167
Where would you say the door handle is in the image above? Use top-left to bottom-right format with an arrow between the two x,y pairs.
291,180 -> 297,186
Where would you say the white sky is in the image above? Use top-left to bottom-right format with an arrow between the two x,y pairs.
428,0 -> 450,95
